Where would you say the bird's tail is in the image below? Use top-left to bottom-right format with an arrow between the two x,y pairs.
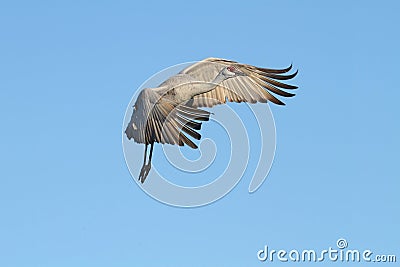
125,123 -> 135,140
125,109 -> 139,141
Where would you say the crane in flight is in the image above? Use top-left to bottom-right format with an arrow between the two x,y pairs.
125,58 -> 298,183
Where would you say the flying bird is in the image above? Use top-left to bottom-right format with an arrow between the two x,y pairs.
125,58 -> 298,183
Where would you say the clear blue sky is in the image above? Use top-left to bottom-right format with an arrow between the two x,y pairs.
1,1 -> 399,266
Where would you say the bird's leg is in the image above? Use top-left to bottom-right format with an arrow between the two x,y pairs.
148,142 -> 154,167
139,144 -> 148,182
139,143 -> 154,183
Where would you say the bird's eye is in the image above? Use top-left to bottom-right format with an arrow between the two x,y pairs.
227,66 -> 235,72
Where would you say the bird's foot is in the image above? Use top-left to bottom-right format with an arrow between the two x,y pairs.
139,163 -> 151,183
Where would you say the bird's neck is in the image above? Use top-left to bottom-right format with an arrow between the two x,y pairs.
193,72 -> 226,95
211,72 -> 227,85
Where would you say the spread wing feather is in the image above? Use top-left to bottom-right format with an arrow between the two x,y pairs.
180,58 -> 298,108
125,88 -> 210,148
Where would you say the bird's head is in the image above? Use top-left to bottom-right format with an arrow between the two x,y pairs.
221,65 -> 246,79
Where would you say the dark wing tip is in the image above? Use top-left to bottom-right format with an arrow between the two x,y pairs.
266,69 -> 298,80
257,63 -> 293,74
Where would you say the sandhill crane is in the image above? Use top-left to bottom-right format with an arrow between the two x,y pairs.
125,57 -> 298,183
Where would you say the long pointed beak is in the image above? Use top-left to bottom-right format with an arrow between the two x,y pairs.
235,70 -> 246,76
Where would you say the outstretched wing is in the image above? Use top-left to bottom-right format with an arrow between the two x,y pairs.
125,88 -> 210,148
180,57 -> 298,107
